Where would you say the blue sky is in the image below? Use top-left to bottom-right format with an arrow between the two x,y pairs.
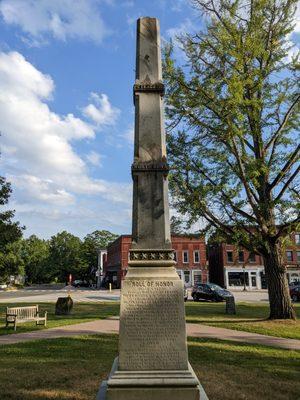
0,0 -> 200,239
0,0 -> 299,239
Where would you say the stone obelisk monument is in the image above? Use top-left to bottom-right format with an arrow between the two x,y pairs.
98,17 -> 201,400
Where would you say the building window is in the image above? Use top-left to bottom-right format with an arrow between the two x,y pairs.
227,251 -> 233,263
183,251 -> 189,263
297,251 -> 300,262
238,251 -> 244,263
249,252 -> 256,263
174,251 -> 177,262
184,270 -> 190,284
260,271 -> 268,289
289,273 -> 300,284
286,251 -> 293,262
295,234 -> 300,245
228,271 -> 249,287
250,271 -> 257,287
194,250 -> 200,263
193,271 -> 202,285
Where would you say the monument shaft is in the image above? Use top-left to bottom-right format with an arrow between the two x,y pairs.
131,17 -> 171,251
98,17 -> 202,400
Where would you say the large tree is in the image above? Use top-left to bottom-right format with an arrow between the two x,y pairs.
21,235 -> 50,284
0,176 -> 23,251
0,240 -> 25,283
163,0 -> 299,319
0,176 -> 24,282
82,230 -> 118,275
48,231 -> 88,282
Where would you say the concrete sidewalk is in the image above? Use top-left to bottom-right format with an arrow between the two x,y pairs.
0,319 -> 299,350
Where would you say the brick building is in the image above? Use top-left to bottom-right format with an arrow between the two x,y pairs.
103,234 -> 208,288
208,232 -> 300,290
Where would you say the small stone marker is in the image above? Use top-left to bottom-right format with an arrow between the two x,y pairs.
55,296 -> 73,315
97,17 -> 204,400
225,296 -> 236,315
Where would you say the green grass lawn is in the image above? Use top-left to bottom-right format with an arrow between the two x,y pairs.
185,301 -> 300,340
0,302 -> 120,335
0,334 -> 298,400
1,301 -> 299,340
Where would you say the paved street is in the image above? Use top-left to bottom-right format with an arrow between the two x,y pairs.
0,285 -> 268,303
0,285 -> 120,303
226,289 -> 269,303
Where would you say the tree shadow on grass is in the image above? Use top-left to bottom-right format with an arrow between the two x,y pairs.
186,317 -> 268,324
0,335 -> 118,400
0,335 -> 299,400
188,337 -> 300,400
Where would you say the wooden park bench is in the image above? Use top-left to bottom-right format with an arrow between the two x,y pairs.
6,305 -> 47,331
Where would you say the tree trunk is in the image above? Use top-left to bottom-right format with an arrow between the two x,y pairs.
263,242 -> 296,320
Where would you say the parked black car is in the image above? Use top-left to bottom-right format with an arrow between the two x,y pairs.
290,285 -> 300,302
72,279 -> 90,288
289,280 -> 300,288
191,283 -> 233,302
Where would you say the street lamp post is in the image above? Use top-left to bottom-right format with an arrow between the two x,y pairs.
242,265 -> 247,291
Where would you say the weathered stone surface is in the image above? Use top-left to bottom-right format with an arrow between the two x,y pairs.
97,358 -> 204,400
119,268 -> 188,371
225,296 -> 236,315
131,17 -> 171,251
55,296 -> 73,315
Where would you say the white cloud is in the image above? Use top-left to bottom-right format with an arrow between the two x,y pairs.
126,14 -> 140,26
294,3 -> 300,33
11,199 -> 132,239
9,174 -> 75,206
0,52 -> 93,181
121,126 -> 134,144
0,51 -> 130,208
82,93 -> 120,128
86,151 -> 104,167
287,42 -> 300,62
164,19 -> 198,63
170,0 -> 186,13
285,3 -> 300,62
0,0 -> 109,45
166,18 -> 197,40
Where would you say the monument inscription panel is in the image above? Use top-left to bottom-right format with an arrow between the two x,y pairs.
119,279 -> 188,371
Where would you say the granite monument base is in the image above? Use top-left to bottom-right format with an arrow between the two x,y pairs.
97,357 -> 208,400
97,265 -> 207,400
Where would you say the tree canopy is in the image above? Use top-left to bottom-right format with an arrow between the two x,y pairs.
0,229 -> 118,285
0,176 -> 24,252
82,230 -> 118,276
163,0 -> 299,319
0,175 -> 24,282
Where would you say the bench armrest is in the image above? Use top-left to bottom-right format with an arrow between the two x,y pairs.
36,311 -> 47,317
